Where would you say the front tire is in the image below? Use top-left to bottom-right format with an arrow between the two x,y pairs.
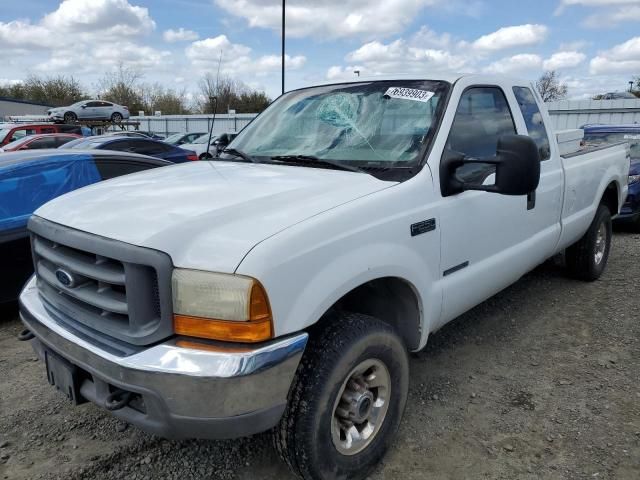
63,112 -> 77,124
566,203 -> 612,281
274,312 -> 409,480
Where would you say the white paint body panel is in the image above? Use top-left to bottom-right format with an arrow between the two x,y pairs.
33,75 -> 630,350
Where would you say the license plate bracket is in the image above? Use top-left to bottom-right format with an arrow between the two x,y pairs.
44,349 -> 82,405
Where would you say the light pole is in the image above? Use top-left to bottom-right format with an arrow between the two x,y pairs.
630,80 -> 634,93
354,70 -> 360,77
282,0 -> 285,95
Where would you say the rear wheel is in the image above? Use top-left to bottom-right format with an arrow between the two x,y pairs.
274,312 -> 409,480
63,112 -> 77,124
566,203 -> 612,281
111,112 -> 123,123
199,152 -> 213,160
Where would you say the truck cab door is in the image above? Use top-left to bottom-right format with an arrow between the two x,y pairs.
434,82 -> 562,328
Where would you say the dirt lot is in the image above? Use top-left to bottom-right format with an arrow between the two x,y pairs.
1,232 -> 639,480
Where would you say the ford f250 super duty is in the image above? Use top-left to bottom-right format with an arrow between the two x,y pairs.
19,74 -> 630,480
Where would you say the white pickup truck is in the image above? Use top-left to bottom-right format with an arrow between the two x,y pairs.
19,74 -> 629,480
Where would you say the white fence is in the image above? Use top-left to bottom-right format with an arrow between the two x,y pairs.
546,99 -> 640,130
133,113 -> 257,136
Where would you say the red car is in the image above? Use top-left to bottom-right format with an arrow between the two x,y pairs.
0,123 -> 82,146
0,133 -> 81,152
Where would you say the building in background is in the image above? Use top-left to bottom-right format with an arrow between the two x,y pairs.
0,97 -> 51,120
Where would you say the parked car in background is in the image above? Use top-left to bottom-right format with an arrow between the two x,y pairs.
0,133 -> 81,152
0,123 -> 82,146
47,100 -> 130,124
164,132 -> 207,146
600,92 -> 638,100
60,135 -> 198,162
103,131 -> 151,138
0,150 -> 171,303
181,132 -> 237,159
583,124 -> 640,230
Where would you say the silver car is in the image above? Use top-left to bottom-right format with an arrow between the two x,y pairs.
48,100 -> 131,124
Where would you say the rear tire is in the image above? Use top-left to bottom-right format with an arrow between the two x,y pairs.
566,203 -> 612,281
199,153 -> 213,160
274,312 -> 409,480
63,112 -> 77,124
111,112 -> 123,123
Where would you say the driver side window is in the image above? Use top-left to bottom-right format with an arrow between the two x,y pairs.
444,87 -> 516,183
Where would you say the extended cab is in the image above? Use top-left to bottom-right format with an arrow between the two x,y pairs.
19,75 -> 629,480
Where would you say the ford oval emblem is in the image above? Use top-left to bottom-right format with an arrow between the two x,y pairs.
55,268 -> 75,288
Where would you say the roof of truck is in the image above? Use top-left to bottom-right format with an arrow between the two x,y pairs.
307,73 -> 528,89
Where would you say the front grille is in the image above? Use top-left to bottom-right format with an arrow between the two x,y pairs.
34,235 -> 130,327
29,216 -> 173,346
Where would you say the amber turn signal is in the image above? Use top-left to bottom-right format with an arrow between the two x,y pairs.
174,280 -> 273,343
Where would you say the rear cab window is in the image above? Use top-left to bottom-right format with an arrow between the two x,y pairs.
512,86 -> 551,161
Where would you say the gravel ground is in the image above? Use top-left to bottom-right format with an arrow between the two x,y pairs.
0,232 -> 639,480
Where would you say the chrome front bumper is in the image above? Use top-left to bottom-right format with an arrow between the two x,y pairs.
19,277 -> 307,439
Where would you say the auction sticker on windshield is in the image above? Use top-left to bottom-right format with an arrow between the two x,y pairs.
384,87 -> 435,103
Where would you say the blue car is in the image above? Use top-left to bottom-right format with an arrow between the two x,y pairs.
0,150 -> 171,303
583,124 -> 640,231
60,136 -> 198,163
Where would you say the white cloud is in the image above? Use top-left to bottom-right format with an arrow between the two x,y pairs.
543,51 -> 586,70
186,35 -> 305,77
483,54 -> 543,75
337,38 -> 468,77
470,24 -> 548,52
42,0 -> 155,36
214,0 -> 445,39
0,0 -> 161,74
163,27 -> 199,43
590,36 -> 640,74
583,5 -> 640,27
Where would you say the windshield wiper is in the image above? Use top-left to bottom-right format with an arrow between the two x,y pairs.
221,148 -> 259,163
270,155 -> 364,173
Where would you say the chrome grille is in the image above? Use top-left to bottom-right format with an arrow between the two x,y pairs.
28,216 -> 174,346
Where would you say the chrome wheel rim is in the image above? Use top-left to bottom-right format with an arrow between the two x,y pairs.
595,222 -> 607,265
331,358 -> 391,456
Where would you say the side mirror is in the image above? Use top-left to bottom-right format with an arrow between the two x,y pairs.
440,134 -> 541,197
81,105 -> 87,109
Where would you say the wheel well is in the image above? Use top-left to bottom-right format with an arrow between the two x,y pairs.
326,277 -> 422,350
601,182 -> 619,215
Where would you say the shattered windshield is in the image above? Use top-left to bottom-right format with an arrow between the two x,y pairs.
228,80 -> 450,171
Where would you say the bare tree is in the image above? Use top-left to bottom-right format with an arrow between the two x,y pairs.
536,70 -> 568,102
196,74 -> 270,114
96,62 -> 145,112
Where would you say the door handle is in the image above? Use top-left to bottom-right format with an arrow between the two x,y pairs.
527,190 -> 536,210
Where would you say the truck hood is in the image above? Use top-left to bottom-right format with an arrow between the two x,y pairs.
34,161 -> 394,272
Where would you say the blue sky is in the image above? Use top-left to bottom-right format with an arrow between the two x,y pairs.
1,0 -> 640,101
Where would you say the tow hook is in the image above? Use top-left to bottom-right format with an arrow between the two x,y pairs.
17,329 -> 35,341
105,389 -> 134,411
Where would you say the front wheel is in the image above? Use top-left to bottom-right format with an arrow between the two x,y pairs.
63,112 -> 77,124
566,203 -> 612,281
274,312 -> 409,480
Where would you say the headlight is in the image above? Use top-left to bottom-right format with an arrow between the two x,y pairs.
172,269 -> 273,343
629,174 -> 640,185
